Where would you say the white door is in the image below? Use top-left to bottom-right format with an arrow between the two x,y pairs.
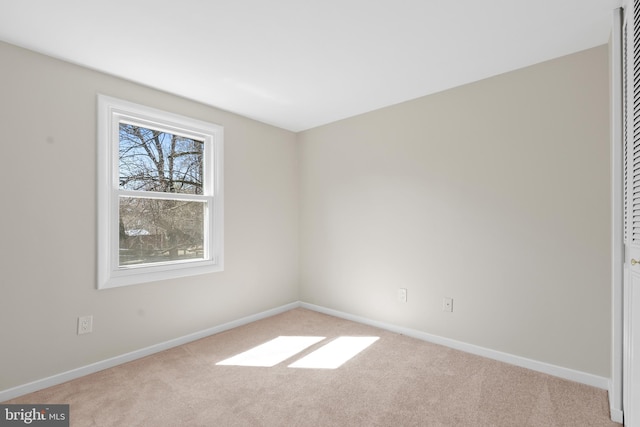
623,1 -> 640,424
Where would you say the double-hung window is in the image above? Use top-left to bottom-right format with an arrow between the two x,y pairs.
97,95 -> 223,289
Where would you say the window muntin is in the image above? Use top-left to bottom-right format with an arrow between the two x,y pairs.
98,95 -> 223,289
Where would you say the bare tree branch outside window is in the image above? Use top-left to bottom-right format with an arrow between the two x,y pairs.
118,123 -> 205,266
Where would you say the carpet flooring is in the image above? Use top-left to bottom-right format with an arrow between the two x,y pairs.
5,308 -> 619,426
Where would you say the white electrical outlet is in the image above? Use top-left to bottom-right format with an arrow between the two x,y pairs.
78,315 -> 93,335
443,297 -> 453,312
398,288 -> 407,303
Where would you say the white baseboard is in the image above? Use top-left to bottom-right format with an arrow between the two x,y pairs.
609,378 -> 624,424
300,302 -> 610,390
610,407 -> 624,424
0,302 -> 301,402
1,300 -> 612,408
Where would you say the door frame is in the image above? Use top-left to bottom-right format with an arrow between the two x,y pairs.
610,6 -> 624,424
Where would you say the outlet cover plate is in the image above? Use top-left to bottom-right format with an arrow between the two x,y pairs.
78,315 -> 93,335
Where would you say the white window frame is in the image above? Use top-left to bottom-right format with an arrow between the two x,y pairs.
97,95 -> 223,289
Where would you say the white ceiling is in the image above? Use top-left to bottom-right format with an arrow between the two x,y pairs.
0,0 -> 619,132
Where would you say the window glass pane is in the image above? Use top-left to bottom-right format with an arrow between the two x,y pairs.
119,123 -> 204,194
119,197 -> 205,266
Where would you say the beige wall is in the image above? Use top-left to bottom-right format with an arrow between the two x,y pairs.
0,41 -> 299,390
0,41 -> 611,392
298,45 -> 611,376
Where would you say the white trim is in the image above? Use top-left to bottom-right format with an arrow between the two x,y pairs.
610,6 -> 625,423
0,302 -> 300,402
611,411 -> 623,424
609,381 -> 624,424
96,94 -> 224,289
300,302 -> 610,390
0,301 -> 610,403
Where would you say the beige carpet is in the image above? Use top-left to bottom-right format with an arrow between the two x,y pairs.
5,308 -> 619,426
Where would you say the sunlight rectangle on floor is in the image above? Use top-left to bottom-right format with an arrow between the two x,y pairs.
216,336 -> 325,367
288,336 -> 379,369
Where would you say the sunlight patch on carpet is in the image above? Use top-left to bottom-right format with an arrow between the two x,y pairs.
216,336 -> 325,367
288,336 -> 379,369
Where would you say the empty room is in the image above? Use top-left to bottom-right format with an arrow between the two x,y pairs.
0,0 -> 637,426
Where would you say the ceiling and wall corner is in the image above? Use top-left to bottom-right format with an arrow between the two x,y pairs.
0,0 -> 619,132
